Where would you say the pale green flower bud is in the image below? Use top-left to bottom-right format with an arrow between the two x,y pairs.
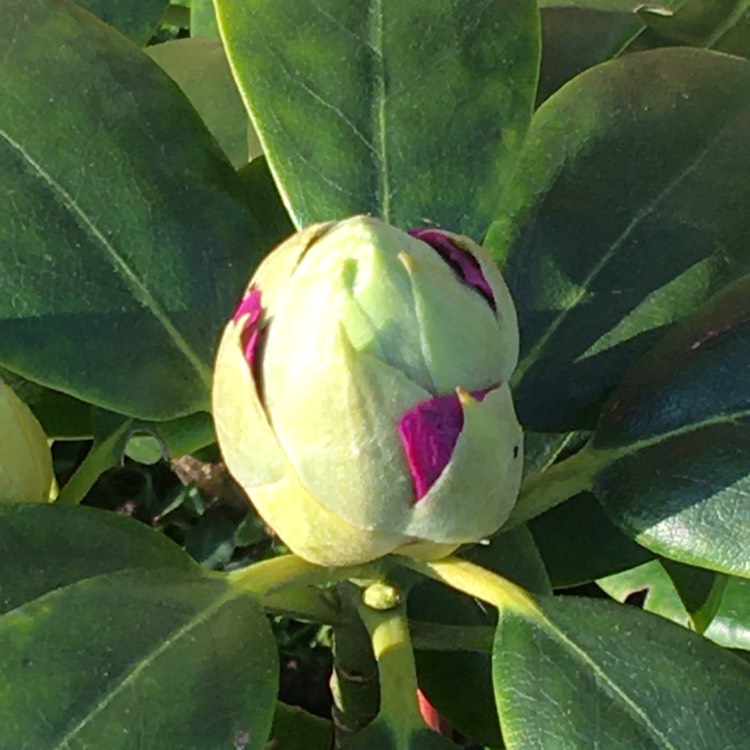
0,379 -> 54,503
213,216 -> 523,566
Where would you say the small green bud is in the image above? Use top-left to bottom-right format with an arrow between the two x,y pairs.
213,216 -> 523,566
0,379 -> 54,503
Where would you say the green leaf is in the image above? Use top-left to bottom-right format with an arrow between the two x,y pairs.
0,504 -> 194,614
0,504 -> 278,749
146,37 -> 260,168
0,368 -> 92,439
537,6 -> 642,104
522,430 -> 589,479
599,559 -> 750,651
412,527 -> 549,748
56,412 -> 136,505
592,275 -> 750,577
267,702 -> 333,750
124,410 -> 215,463
639,0 -> 750,57
487,48 -> 750,432
530,492 -> 655,587
190,0 -> 220,37
661,558 -> 726,632
215,0 -> 540,237
237,156 -> 295,250
493,595 -> 750,749
708,576 -> 750,651
75,0 -> 168,44
0,573 -> 277,749
0,0 -> 262,419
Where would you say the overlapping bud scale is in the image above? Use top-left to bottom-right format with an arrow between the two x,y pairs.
213,217 -> 523,566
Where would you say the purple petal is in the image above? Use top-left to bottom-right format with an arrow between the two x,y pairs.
232,287 -> 264,371
398,388 -> 493,502
409,228 -> 496,311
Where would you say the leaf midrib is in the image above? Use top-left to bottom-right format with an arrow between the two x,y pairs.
369,0 -> 390,221
538,613 -> 679,750
30,573 -> 232,749
512,106 -> 746,385
0,128 -> 212,389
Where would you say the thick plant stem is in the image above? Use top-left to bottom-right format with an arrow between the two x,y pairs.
330,582 -> 380,746
396,555 -> 541,617
357,582 -> 424,736
228,553 -> 375,597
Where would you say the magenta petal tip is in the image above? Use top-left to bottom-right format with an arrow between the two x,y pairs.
409,228 -> 496,311
233,287 -> 264,372
398,388 -> 493,502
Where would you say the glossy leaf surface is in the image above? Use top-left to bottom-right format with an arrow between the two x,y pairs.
593,275 -> 750,577
216,0 -> 540,237
494,595 -> 750,749
488,48 -> 750,431
0,0 -> 260,418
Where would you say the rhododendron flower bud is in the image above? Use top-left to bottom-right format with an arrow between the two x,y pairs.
213,216 -> 523,566
0,379 -> 54,503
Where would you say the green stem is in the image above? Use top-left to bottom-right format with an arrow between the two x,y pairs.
227,553 -> 376,598
56,420 -> 133,504
330,582 -> 380,745
263,585 -> 341,625
396,555 -> 541,617
507,441 -> 605,528
357,582 -> 424,735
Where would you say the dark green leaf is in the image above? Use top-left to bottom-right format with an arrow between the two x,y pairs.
237,156 -> 295,251
146,37 -> 260,168
592,275 -> 750,576
215,0 -> 540,237
537,7 -> 642,105
661,558 -> 726,631
0,504 -> 277,749
494,595 -> 750,749
0,368 -> 92,438
487,48 -> 750,431
0,572 -> 277,750
522,430 -> 589,479
0,504 -> 194,615
530,492 -> 655,587
639,0 -> 750,57
0,0 -> 262,419
76,0 -> 168,44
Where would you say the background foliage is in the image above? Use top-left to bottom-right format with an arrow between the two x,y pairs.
0,0 -> 748,748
